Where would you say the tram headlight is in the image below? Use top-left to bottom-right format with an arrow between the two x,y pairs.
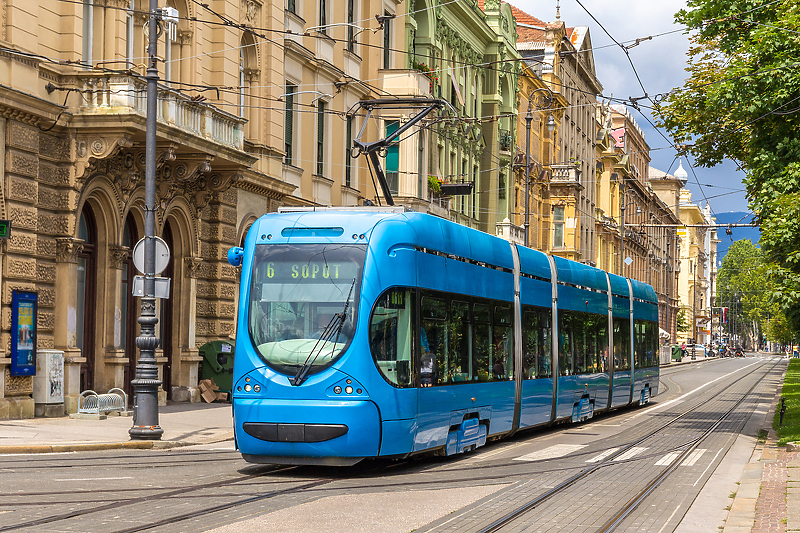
334,386 -> 342,394
244,384 -> 252,392
345,386 -> 353,394
253,384 -> 261,393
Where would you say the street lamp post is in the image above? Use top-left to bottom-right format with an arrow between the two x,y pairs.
523,88 -> 555,248
129,0 -> 163,440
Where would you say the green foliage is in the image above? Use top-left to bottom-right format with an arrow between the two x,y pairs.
716,240 -> 770,343
657,0 -> 800,334
676,309 -> 690,333
775,359 -> 800,446
427,175 -> 441,193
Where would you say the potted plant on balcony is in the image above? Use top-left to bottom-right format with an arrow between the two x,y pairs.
412,60 -> 439,93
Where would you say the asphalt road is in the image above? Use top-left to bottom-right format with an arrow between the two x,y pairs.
0,354 -> 785,533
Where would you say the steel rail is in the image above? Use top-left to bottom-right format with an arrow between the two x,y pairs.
473,358 -> 780,533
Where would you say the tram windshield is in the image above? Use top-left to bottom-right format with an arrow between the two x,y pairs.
248,244 -> 366,376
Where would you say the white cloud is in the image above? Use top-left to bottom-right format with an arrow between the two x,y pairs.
512,0 -> 749,213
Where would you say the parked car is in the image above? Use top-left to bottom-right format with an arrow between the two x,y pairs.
684,343 -> 707,356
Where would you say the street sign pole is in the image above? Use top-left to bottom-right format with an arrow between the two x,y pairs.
130,0 -> 163,440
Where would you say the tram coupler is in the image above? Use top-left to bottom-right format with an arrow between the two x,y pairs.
780,397 -> 787,427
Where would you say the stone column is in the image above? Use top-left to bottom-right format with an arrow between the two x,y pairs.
55,238 -> 84,414
104,245 -> 129,390
174,256 -> 201,402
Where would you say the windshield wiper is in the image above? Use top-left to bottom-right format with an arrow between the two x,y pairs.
289,279 -> 356,386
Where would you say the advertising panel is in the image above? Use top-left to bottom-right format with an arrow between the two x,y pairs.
10,291 -> 38,376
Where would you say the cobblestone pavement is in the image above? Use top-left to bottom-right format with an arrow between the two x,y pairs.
752,441 -> 799,533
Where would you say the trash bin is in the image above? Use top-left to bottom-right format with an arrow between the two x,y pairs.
199,341 -> 235,394
671,344 -> 682,362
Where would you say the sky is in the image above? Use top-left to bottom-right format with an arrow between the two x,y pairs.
513,0 -> 752,215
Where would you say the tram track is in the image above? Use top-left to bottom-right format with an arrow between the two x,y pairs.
0,358 -> 778,533
467,357 -> 781,533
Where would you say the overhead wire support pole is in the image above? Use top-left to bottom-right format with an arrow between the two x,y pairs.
130,0 -> 163,440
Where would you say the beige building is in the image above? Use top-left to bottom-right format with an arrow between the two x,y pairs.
0,0 -> 400,418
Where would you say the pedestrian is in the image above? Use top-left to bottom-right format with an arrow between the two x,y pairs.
681,341 -> 686,359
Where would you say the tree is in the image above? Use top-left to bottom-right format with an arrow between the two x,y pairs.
676,309 -> 690,334
656,0 -> 800,333
716,240 -> 770,348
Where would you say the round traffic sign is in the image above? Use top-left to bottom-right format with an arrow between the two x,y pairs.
132,236 -> 171,275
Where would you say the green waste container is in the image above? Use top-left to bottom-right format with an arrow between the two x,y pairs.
671,344 -> 682,362
199,340 -> 235,394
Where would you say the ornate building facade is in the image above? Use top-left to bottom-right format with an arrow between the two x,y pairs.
0,0 -> 393,418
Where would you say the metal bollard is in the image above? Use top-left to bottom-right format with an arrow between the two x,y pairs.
780,397 -> 787,427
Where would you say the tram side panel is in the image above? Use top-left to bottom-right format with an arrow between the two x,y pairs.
554,284 -> 612,421
610,293 -> 633,408
365,219 -> 423,457
413,223 -> 517,452
518,276 -> 556,429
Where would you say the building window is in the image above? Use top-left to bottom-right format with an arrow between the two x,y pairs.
319,0 -> 327,33
82,0 -> 94,67
126,0 -> 134,67
317,100 -> 326,175
553,206 -> 565,248
239,47 -> 245,117
386,120 -> 399,194
284,83 -> 296,165
287,0 -> 295,13
345,115 -> 353,188
383,12 -> 391,68
347,0 -> 355,52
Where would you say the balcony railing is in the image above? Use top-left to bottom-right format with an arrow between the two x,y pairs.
498,129 -> 513,152
74,74 -> 245,150
496,218 -> 524,245
550,164 -> 583,188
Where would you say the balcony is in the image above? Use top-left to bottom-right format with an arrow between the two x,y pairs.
550,164 -> 584,190
71,74 -> 245,151
498,129 -> 513,153
379,69 -> 433,97
496,218 -> 524,245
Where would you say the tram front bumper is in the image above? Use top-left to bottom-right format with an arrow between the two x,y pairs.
233,398 -> 381,462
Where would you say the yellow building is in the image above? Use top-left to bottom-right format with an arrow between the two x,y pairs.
676,183 -> 717,345
595,103 -> 681,340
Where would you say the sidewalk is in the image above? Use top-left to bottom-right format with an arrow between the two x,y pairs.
0,401 -> 234,453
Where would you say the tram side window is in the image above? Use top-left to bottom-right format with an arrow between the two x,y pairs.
420,293 -> 447,387
558,311 -> 574,376
643,320 -> 657,368
613,317 -> 631,371
585,312 -> 609,373
369,288 -> 414,387
634,320 -> 646,369
522,306 -> 552,379
447,301 -> 471,383
493,304 -> 513,380
473,303 -> 491,381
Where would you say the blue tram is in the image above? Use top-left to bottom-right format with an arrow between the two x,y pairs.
227,207 -> 659,466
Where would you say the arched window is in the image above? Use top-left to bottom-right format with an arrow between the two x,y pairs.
240,33 -> 258,137
77,206 -> 98,391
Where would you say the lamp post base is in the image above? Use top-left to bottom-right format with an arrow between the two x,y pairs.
129,425 -> 164,440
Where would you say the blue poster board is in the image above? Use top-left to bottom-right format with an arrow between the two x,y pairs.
10,291 -> 37,376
